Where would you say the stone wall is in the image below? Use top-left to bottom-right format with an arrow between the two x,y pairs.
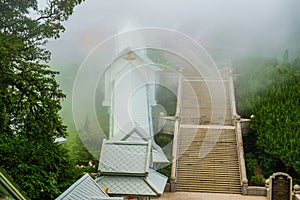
247,186 -> 267,196
240,119 -> 251,136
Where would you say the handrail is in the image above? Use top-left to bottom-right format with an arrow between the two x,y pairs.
236,121 -> 248,192
229,74 -> 237,118
228,72 -> 248,194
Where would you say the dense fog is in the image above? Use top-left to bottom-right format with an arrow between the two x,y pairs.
47,0 -> 300,65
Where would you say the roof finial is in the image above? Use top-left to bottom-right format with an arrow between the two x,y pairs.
123,51 -> 135,60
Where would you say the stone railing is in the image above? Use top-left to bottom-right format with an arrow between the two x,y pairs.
228,73 -> 248,194
169,75 -> 182,192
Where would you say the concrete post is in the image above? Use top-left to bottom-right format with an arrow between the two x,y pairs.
170,75 -> 182,188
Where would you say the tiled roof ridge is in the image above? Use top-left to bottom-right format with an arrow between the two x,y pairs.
56,173 -> 109,200
99,139 -> 151,175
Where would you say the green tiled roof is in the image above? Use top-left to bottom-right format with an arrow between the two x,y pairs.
95,169 -> 167,196
56,174 -> 122,200
146,169 -> 168,194
97,139 -> 168,198
153,149 -> 169,164
96,176 -> 156,196
111,127 -> 169,165
99,140 -> 151,175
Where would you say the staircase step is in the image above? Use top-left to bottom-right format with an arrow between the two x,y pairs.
176,76 -> 241,194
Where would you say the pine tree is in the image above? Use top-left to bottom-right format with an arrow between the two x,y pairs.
282,49 -> 290,68
0,1 -> 84,199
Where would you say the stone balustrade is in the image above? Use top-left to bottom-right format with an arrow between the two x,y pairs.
170,75 -> 182,191
228,73 -> 248,194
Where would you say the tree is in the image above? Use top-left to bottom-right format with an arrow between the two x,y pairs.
282,49 -> 290,68
232,56 -> 278,74
292,56 -> 300,73
236,65 -> 291,117
236,64 -> 300,177
0,0 -> 84,199
250,77 -> 300,174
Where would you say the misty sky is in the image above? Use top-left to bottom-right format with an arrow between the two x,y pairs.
47,0 -> 300,65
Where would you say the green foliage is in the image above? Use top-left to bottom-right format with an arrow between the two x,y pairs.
292,56 -> 300,73
146,49 -> 181,71
236,63 -> 300,177
245,145 -> 272,186
157,164 -> 172,178
257,151 -> 282,178
245,153 -> 256,179
76,115 -> 103,159
146,49 -> 178,116
250,78 -> 300,173
0,0 -> 84,199
151,91 -> 174,178
156,85 -> 177,116
147,49 -> 169,66
245,152 -> 266,186
236,65 -> 295,117
282,49 -> 290,68
95,78 -> 110,137
157,154 -> 173,178
55,63 -> 99,167
65,133 -> 96,165
232,56 -> 278,73
0,131 -> 83,199
154,133 -> 173,148
250,175 -> 265,186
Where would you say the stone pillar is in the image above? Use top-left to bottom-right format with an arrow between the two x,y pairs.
293,184 -> 300,200
169,179 -> 176,192
242,178 -> 248,195
170,118 -> 179,181
265,178 -> 270,199
170,75 -> 182,190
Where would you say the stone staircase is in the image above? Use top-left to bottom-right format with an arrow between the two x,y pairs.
175,76 -> 241,194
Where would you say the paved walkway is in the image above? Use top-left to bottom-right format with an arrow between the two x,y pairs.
158,192 -> 267,200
